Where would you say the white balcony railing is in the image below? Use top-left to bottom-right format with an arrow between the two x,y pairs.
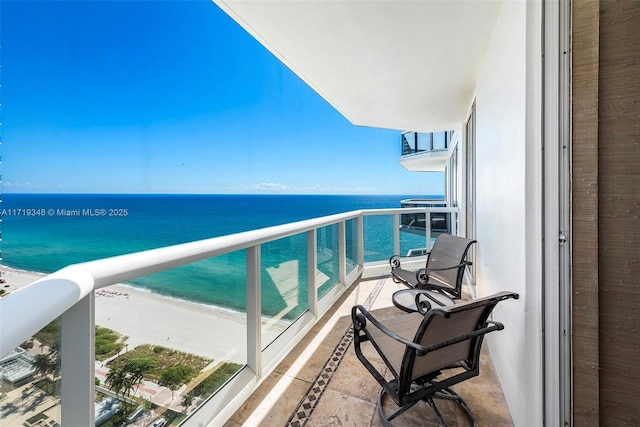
0,206 -> 459,426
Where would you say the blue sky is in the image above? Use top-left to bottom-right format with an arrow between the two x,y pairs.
1,0 -> 444,195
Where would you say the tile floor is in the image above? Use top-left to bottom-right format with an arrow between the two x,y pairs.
225,276 -> 513,427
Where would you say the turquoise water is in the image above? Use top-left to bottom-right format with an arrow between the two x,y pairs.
1,194 -> 436,314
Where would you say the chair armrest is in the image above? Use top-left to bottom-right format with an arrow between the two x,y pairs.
351,305 -> 427,353
414,291 -> 450,314
353,305 -> 505,357
426,261 -> 472,273
416,261 -> 472,286
417,321 -> 504,355
389,255 -> 401,269
389,251 -> 432,269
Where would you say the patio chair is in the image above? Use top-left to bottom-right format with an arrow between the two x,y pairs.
352,291 -> 518,426
389,233 -> 476,299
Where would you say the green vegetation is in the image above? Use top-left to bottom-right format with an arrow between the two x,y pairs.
32,320 -> 125,361
33,318 -> 61,349
95,327 -> 127,360
33,353 -> 55,380
109,345 -> 211,383
20,339 -> 34,350
159,364 -> 194,391
192,362 -> 243,398
153,345 -> 167,354
105,357 -> 157,399
161,409 -> 182,426
25,412 -> 48,424
124,357 -> 157,376
181,392 -> 195,412
34,378 -> 60,396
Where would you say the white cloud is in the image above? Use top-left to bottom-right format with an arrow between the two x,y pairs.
242,183 -> 294,191
2,181 -> 55,191
299,184 -> 374,193
233,183 -> 380,194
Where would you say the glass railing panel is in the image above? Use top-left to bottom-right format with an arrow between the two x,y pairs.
432,131 -> 447,150
316,224 -> 340,299
2,206 -> 472,427
400,211 -> 427,237
260,233 -> 308,348
432,212 -> 451,235
400,131 -> 452,156
400,225 -> 430,257
363,215 -> 394,263
401,131 -> 417,155
1,318 -> 62,426
345,219 -> 358,276
95,254 -> 247,424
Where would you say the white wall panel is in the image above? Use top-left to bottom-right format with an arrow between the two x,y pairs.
474,1 -> 543,425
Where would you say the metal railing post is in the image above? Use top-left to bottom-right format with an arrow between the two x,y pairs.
61,292 -> 95,427
246,245 -> 261,376
338,221 -> 346,285
425,210 -> 433,251
393,213 -> 400,256
357,215 -> 364,267
307,230 -> 318,316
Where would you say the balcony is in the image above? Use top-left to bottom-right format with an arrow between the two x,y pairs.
0,206 -> 512,426
399,131 -> 455,172
226,275 -> 512,426
399,199 -> 452,244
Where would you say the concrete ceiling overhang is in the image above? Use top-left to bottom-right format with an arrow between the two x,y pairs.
214,1 -> 502,133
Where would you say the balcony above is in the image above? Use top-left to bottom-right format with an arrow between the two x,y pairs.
399,131 -> 454,172
400,150 -> 450,172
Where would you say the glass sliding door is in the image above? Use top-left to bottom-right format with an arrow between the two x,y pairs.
465,104 -> 477,283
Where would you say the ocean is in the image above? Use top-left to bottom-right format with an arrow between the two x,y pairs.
1,194 -> 437,315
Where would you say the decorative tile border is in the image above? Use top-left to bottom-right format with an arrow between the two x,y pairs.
285,278 -> 386,427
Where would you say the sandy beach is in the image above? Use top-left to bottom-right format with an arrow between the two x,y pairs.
2,265 -> 286,364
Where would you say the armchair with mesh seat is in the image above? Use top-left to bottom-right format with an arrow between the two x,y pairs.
389,233 -> 477,299
351,291 -> 518,426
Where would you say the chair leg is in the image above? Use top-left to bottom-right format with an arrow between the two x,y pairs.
376,387 -> 419,427
426,397 -> 449,427
433,387 -> 478,427
377,386 -> 478,427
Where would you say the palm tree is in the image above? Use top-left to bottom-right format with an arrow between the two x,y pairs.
181,392 -> 195,413
123,357 -> 156,394
105,367 -> 131,399
48,339 -> 61,380
33,354 -> 52,379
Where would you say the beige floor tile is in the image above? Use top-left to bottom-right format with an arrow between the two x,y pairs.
305,388 -> 377,427
225,372 -> 311,426
326,349 -> 384,404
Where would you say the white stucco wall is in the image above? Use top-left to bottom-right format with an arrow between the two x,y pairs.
474,1 -> 543,426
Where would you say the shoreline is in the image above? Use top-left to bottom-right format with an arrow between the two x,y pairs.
2,265 -> 286,363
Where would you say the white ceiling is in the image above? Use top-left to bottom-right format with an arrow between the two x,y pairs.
214,1 -> 502,133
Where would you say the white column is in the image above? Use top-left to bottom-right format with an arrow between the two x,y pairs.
393,213 -> 400,255
425,210 -> 432,250
338,222 -> 346,285
246,246 -> 261,376
61,292 -> 95,427
357,214 -> 364,266
307,230 -> 318,316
